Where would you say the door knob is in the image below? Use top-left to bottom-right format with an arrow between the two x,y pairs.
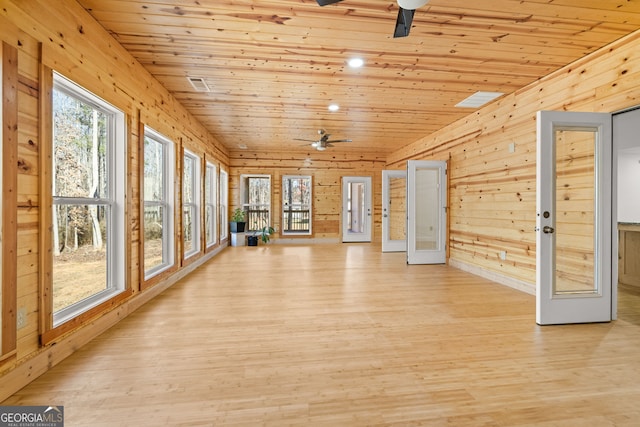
543,226 -> 555,234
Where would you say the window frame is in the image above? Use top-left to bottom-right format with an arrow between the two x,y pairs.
142,126 -> 175,281
50,71 -> 127,329
182,149 -> 201,259
240,174 -> 271,232
219,169 -> 229,241
205,161 -> 218,249
282,175 -> 313,236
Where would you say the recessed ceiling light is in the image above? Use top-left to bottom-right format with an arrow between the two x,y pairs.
237,144 -> 248,149
455,91 -> 504,108
328,104 -> 340,112
348,57 -> 364,68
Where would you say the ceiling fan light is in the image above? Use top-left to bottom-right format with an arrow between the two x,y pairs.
397,0 -> 429,9
316,145 -> 326,151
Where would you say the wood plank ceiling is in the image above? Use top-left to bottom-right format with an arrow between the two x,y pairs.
77,0 -> 640,155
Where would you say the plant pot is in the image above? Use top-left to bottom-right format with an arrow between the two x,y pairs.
230,221 -> 246,233
247,235 -> 259,246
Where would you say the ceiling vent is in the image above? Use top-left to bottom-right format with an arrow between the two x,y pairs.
455,91 -> 504,108
187,77 -> 211,92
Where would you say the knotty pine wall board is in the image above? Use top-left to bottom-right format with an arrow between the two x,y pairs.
0,0 -> 229,393
387,29 -> 640,289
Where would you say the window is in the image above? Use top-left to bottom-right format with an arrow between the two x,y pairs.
282,175 -> 312,235
220,169 -> 229,240
205,162 -> 217,248
52,72 -> 126,327
241,175 -> 271,231
143,126 -> 175,279
183,149 -> 201,259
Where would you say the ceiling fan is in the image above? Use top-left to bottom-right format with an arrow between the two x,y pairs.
295,129 -> 352,151
316,0 -> 429,38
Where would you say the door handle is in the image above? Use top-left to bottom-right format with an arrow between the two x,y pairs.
543,226 -> 555,234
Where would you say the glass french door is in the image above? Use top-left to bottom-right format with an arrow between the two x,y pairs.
342,176 -> 372,243
382,170 -> 407,252
406,160 -> 447,264
536,111 -> 613,325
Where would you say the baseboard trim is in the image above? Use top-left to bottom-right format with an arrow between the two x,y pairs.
274,237 -> 341,245
449,258 -> 535,296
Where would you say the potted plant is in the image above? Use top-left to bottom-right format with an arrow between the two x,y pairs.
248,226 -> 275,246
230,208 -> 246,233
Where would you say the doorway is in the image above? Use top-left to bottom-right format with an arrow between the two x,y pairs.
535,108 -> 640,325
614,108 -> 640,325
342,176 -> 372,243
381,170 -> 407,252
406,160 -> 447,264
535,111 -> 613,325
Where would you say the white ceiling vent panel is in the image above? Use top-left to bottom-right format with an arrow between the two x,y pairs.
455,91 -> 504,108
187,77 -> 211,92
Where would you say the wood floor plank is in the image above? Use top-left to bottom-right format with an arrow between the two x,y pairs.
3,244 -> 640,426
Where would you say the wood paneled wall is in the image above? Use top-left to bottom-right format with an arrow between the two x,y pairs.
0,0 -> 229,399
229,150 -> 386,241
387,30 -> 640,291
2,0 -> 640,405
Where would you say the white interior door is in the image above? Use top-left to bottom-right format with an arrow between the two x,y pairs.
382,170 -> 407,252
342,176 -> 372,242
407,160 -> 447,264
536,110 -> 613,325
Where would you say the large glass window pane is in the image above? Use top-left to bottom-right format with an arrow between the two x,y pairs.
53,204 -> 108,313
389,176 -> 406,241
220,170 -> 228,240
554,129 -> 597,294
52,72 -> 125,327
143,205 -> 164,272
53,91 -> 108,199
282,176 -> 311,234
143,127 -> 174,278
241,175 -> 270,231
183,151 -> 200,258
414,167 -> 440,250
347,182 -> 365,234
205,162 -> 217,247
144,137 -> 163,202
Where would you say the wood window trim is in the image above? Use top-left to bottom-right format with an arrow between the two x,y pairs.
139,121 -> 179,291
1,41 -> 18,362
40,289 -> 133,346
204,155 -> 219,253
39,66 -> 131,345
181,147 -> 202,266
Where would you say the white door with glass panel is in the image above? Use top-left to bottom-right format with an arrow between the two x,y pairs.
382,170 -> 407,252
536,111 -> 613,325
342,176 -> 372,242
407,160 -> 447,264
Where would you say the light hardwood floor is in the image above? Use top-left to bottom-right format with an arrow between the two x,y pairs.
4,244 -> 640,426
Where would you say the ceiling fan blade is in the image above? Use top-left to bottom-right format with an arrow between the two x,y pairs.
294,138 -> 318,142
326,139 -> 352,143
316,0 -> 343,5
393,7 -> 415,38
